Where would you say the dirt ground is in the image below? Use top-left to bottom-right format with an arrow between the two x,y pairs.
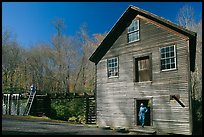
2,115 -> 132,135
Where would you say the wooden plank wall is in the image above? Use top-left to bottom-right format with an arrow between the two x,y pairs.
96,17 -> 191,135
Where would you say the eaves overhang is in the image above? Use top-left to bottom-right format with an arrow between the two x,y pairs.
89,5 -> 196,72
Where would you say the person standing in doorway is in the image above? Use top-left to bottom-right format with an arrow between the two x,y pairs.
138,103 -> 148,128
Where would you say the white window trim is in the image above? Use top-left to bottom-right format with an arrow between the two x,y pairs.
128,20 -> 139,33
128,20 -> 140,43
160,45 -> 177,71
128,36 -> 140,43
107,57 -> 119,78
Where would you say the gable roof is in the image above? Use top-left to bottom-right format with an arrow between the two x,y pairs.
89,5 -> 196,72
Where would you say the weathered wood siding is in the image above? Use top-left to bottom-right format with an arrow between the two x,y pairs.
96,16 -> 191,135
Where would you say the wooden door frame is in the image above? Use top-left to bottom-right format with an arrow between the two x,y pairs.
134,97 -> 153,126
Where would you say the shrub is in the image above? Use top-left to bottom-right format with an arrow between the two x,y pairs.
49,98 -> 86,121
68,116 -> 78,123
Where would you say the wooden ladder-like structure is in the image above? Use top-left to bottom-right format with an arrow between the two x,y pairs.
85,96 -> 96,124
23,87 -> 36,115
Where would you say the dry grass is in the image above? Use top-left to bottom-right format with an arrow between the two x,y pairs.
2,115 -> 68,123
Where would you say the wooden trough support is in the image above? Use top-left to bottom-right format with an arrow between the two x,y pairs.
23,87 -> 37,115
85,95 -> 96,124
30,94 -> 51,117
170,94 -> 185,107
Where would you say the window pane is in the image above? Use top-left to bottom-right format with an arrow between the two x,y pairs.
166,52 -> 170,58
132,33 -> 136,40
166,59 -> 170,64
161,65 -> 166,70
135,31 -> 139,40
128,23 -> 133,32
134,20 -> 139,30
128,34 -> 131,42
131,33 -> 134,40
167,64 -> 170,69
171,63 -> 175,68
161,48 -> 165,53
115,62 -> 117,67
166,47 -> 169,52
171,58 -> 175,63
128,20 -> 139,33
170,46 -> 174,51
161,59 -> 165,65
161,53 -> 165,58
160,45 -> 176,70
107,57 -> 118,77
128,31 -> 139,42
170,51 -> 174,57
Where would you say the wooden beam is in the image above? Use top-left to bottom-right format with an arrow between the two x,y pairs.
172,95 -> 185,107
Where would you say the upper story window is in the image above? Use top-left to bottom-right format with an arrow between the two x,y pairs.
135,56 -> 152,82
160,45 -> 176,71
107,57 -> 119,78
128,19 -> 140,43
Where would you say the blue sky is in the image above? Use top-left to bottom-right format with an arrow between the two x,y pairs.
2,2 -> 202,48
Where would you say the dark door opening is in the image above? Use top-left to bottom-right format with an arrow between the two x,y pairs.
136,99 -> 151,126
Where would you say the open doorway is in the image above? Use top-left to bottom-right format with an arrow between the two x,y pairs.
135,98 -> 152,126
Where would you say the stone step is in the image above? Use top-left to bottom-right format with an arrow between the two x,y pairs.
129,127 -> 156,135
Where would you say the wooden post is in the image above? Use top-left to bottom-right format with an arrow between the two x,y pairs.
5,94 -> 8,115
8,93 -> 12,115
85,96 -> 89,124
44,94 -> 51,117
17,94 -> 20,115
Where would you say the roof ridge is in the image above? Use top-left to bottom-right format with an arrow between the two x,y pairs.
129,5 -> 196,35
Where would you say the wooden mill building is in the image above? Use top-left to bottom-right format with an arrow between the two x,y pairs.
89,5 -> 196,135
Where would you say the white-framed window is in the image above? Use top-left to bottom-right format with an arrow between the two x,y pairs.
160,45 -> 176,71
128,19 -> 140,43
107,57 -> 119,78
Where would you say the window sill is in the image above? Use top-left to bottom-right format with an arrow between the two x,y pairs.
108,76 -> 119,79
128,39 -> 140,44
161,68 -> 177,72
134,81 -> 152,85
